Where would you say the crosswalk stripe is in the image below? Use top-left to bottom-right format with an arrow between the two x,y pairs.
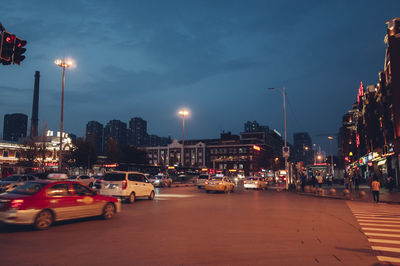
377,256 -> 400,263
372,246 -> 400,253
360,223 -> 400,227
362,227 -> 400,232
355,216 -> 400,221
368,238 -> 400,244
358,219 -> 400,224
353,212 -> 397,215
365,232 -> 400,238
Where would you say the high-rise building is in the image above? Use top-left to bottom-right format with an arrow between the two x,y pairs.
3,113 -> 28,142
129,117 -> 148,147
86,121 -> 103,154
104,120 -> 127,147
293,132 -> 313,165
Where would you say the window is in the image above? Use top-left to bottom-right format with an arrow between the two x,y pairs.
9,182 -> 46,195
133,174 -> 146,182
104,173 -> 126,181
47,183 -> 70,197
80,176 -> 90,180
27,176 -> 36,181
3,151 -> 8,157
72,183 -> 94,196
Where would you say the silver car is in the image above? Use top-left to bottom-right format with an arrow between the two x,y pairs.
0,175 -> 37,193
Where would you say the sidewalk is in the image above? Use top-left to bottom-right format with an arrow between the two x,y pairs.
295,184 -> 400,204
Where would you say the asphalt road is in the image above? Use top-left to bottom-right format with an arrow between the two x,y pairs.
0,186 -> 379,266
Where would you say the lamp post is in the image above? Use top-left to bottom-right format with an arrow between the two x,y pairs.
54,58 -> 73,172
178,109 -> 189,167
328,136 -> 335,178
268,87 -> 288,187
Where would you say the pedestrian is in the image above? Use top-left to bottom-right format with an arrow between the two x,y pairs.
371,176 -> 381,203
311,172 -> 316,188
328,174 -> 333,187
301,172 -> 306,192
317,172 -> 323,188
354,172 -> 360,191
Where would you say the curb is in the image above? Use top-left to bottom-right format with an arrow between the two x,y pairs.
295,191 -> 400,204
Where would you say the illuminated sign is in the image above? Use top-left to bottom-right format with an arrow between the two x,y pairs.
357,82 -> 364,105
229,169 -> 237,172
253,145 -> 261,151
168,166 -> 175,170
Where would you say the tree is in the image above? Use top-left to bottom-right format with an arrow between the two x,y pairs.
104,137 -> 121,163
120,145 -> 148,164
70,137 -> 97,168
18,139 -> 39,167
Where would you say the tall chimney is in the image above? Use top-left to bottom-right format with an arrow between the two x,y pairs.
30,71 -> 40,138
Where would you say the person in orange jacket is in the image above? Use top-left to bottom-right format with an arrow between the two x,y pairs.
371,176 -> 381,203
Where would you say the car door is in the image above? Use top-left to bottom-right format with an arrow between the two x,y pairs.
132,174 -> 146,196
71,183 -> 103,217
45,183 -> 77,221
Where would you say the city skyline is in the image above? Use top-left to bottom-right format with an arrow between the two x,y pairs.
1,1 -> 400,152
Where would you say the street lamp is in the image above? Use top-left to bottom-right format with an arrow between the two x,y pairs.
54,58 -> 73,172
178,109 -> 189,167
268,87 -> 288,187
328,136 -> 335,178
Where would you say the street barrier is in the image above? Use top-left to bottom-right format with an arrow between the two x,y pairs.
305,185 -> 311,193
311,187 -> 317,193
344,189 -> 351,199
330,188 -> 336,196
359,190 -> 367,199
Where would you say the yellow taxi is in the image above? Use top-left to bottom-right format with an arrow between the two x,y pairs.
205,176 -> 235,193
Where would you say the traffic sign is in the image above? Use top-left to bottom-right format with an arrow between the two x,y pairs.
282,146 -> 290,158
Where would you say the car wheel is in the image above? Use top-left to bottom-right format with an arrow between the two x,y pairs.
34,210 -> 53,230
148,190 -> 155,200
102,203 -> 116,220
127,192 -> 135,203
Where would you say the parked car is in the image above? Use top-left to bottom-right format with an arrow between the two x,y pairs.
68,175 -> 95,188
205,176 -> 235,193
244,176 -> 267,190
93,174 -> 105,189
196,174 -> 211,189
0,180 -> 121,230
0,175 -> 37,193
150,174 -> 172,187
99,171 -> 155,203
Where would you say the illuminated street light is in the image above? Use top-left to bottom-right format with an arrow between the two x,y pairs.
328,136 -> 335,178
178,109 -> 189,167
54,58 -> 73,172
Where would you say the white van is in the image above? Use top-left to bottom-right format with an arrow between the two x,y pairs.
99,171 -> 155,203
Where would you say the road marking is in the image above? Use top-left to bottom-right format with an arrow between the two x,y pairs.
355,216 -> 400,221
360,223 -> 400,227
377,256 -> 400,263
156,194 -> 196,198
362,227 -> 400,232
372,246 -> 400,253
365,232 -> 400,238
368,238 -> 400,244
358,219 -> 400,224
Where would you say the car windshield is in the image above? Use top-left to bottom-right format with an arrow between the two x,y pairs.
199,175 -> 209,179
2,175 -> 21,182
103,173 -> 126,181
68,176 -> 77,179
9,182 -> 46,195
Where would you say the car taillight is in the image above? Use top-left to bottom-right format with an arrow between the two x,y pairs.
283,178 -> 286,181
122,180 -> 127,189
244,181 -> 247,184
11,199 -> 24,209
255,181 -> 258,184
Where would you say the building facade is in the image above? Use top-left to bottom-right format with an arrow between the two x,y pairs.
104,120 -> 127,147
86,121 -> 103,154
128,117 -> 148,147
3,113 -> 28,142
293,132 -> 313,166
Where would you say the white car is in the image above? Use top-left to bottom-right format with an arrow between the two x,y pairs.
196,174 -> 211,188
68,175 -> 95,187
244,177 -> 267,190
99,171 -> 155,203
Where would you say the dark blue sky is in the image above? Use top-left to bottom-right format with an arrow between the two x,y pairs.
1,0 -> 399,153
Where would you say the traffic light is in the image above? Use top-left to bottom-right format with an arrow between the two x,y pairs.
13,37 -> 27,65
0,31 -> 16,65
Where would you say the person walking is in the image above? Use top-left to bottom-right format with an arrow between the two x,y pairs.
317,172 -> 323,188
354,172 -> 360,191
328,173 -> 333,187
301,172 -> 306,192
371,176 -> 381,203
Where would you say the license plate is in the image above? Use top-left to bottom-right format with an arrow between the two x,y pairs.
108,184 -> 118,189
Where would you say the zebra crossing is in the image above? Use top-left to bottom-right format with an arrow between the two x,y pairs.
347,201 -> 400,264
